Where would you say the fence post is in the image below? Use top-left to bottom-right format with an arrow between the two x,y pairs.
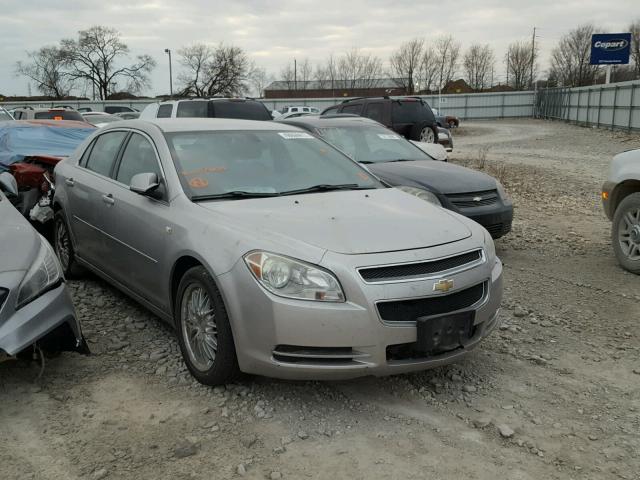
463,94 -> 468,120
612,85 -> 619,131
596,87 -> 603,128
628,83 -> 636,132
576,89 -> 582,125
585,87 -> 591,126
500,93 -> 505,118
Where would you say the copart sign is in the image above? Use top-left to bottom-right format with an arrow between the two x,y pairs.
590,33 -> 632,65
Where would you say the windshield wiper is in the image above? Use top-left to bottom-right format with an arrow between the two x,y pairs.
280,184 -> 374,196
384,158 -> 417,163
192,191 -> 281,201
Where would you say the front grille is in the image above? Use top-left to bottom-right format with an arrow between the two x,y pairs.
446,189 -> 499,209
0,288 -> 8,310
272,345 -> 368,365
359,250 -> 482,283
377,282 -> 485,322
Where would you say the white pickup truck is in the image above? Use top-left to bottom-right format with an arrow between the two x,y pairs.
602,148 -> 640,273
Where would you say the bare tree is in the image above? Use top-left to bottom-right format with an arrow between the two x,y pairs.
336,48 -> 383,89
279,62 -> 297,90
506,41 -> 536,90
178,43 -> 250,97
248,65 -> 272,98
314,54 -> 338,90
389,38 -> 424,94
434,35 -> 461,91
299,58 -> 313,88
549,24 -> 599,87
630,19 -> 640,79
463,44 -> 495,90
60,26 -> 156,100
419,47 -> 439,93
15,46 -> 73,98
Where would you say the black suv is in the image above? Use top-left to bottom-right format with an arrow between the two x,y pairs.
321,97 -> 439,143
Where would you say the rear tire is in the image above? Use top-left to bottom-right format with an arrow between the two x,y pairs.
175,266 -> 240,385
612,192 -> 640,274
411,122 -> 437,143
53,211 -> 84,278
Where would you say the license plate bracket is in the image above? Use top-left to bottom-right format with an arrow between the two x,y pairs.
415,311 -> 474,354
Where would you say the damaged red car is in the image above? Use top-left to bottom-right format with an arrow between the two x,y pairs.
0,119 -> 96,224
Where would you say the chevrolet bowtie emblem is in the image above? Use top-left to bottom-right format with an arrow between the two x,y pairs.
473,196 -> 482,202
433,279 -> 454,293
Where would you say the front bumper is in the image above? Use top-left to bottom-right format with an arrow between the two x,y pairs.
448,201 -> 513,239
0,281 -> 86,355
218,246 -> 502,381
601,181 -> 616,220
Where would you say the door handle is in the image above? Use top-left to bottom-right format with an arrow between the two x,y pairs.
102,193 -> 115,206
65,178 -> 75,187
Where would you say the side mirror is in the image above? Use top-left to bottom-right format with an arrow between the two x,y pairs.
0,172 -> 18,197
130,172 -> 160,197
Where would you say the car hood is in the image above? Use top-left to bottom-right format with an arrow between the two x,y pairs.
0,197 -> 38,274
369,160 -> 497,194
198,188 -> 472,255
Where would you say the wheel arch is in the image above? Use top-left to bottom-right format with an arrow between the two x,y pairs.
612,180 -> 640,214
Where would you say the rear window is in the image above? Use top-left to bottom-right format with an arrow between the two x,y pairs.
210,101 -> 271,121
341,104 -> 363,115
34,110 -> 84,121
391,101 -> 435,124
157,104 -> 173,118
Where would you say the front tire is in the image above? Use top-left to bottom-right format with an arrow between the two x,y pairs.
53,211 -> 84,278
612,192 -> 640,274
175,266 -> 240,385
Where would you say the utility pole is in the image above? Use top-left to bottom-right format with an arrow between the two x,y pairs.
530,27 -> 536,90
506,51 -> 510,86
164,49 -> 173,98
294,58 -> 297,92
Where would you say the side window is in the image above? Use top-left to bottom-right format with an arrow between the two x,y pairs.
14,111 -> 22,120
363,103 -> 384,123
157,104 -> 173,118
79,140 -> 95,167
177,101 -> 208,118
85,131 -> 128,177
322,105 -> 339,115
341,104 -> 363,115
115,133 -> 161,186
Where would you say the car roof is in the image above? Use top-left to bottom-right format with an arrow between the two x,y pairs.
278,115 -> 383,129
101,118 -> 303,133
5,119 -> 96,129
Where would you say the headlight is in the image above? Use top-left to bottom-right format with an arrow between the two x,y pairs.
244,252 -> 345,302
396,186 -> 442,206
16,236 -> 62,308
483,229 -> 496,261
496,180 -> 511,202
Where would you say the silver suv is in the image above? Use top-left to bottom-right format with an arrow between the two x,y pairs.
602,148 -> 640,273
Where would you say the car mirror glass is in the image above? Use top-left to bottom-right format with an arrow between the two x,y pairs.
0,172 -> 18,197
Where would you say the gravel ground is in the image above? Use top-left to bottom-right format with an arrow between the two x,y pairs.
2,119 -> 640,480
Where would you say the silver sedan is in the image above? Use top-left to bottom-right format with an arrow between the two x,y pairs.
53,118 -> 502,385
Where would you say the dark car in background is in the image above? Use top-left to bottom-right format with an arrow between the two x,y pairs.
280,115 -> 512,238
104,105 -> 138,114
321,96 -> 439,144
433,108 -> 460,129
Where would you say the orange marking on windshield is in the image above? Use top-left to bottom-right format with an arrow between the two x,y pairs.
182,166 -> 226,176
357,172 -> 369,180
189,177 -> 209,188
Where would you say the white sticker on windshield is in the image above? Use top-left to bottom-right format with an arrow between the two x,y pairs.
377,134 -> 402,140
278,132 -> 314,139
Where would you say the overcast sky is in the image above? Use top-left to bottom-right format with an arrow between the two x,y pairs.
1,0 -> 636,97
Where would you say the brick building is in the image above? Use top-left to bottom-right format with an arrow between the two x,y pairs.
264,78 -> 409,99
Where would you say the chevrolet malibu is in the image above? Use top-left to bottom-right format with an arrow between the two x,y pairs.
53,119 -> 503,385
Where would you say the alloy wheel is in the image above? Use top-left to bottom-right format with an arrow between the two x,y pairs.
181,283 -> 218,371
420,127 -> 435,143
618,207 -> 640,261
55,219 -> 71,270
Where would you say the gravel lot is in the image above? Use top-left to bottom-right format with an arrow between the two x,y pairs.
2,119 -> 640,480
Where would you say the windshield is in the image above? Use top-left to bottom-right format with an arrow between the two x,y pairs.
165,130 -> 382,199
316,125 -> 430,163
0,111 -> 13,121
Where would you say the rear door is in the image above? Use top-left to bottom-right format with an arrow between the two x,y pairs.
362,102 -> 387,124
98,131 -> 171,310
340,103 -> 364,115
66,130 -> 128,267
